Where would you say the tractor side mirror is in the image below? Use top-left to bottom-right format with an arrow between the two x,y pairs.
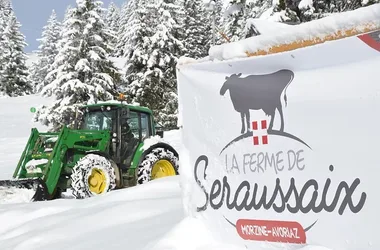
156,130 -> 164,138
154,122 -> 164,138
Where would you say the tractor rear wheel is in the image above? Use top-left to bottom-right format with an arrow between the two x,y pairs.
137,147 -> 179,184
70,154 -> 117,199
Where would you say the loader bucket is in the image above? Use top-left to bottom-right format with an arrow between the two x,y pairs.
0,178 -> 50,203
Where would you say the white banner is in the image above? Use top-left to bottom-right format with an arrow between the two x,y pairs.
177,30 -> 380,249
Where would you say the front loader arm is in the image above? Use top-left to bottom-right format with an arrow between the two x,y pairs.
9,126 -> 111,198
13,128 -> 39,178
42,127 -> 111,195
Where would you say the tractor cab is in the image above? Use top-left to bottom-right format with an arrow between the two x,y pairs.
77,103 -> 154,136
75,102 -> 156,164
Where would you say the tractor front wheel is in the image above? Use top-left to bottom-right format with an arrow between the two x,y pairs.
137,147 -> 179,184
70,154 -> 117,199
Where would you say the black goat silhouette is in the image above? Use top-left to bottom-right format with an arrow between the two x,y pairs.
220,69 -> 294,134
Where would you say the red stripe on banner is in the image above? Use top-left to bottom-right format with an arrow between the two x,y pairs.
252,121 -> 258,130
253,136 -> 259,145
358,33 -> 380,52
261,120 -> 267,129
262,135 -> 268,145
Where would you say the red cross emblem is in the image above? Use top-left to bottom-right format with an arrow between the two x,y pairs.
252,120 -> 268,145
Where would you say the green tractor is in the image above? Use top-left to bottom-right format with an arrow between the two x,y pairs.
0,101 -> 180,201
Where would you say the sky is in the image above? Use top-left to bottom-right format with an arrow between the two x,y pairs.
12,0 -> 125,53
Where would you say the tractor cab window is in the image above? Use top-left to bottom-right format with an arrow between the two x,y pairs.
123,111 -> 139,138
120,111 -> 139,162
81,110 -> 115,131
140,113 -> 149,139
120,111 -> 151,140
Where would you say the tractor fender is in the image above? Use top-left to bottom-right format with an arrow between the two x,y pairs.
134,141 -> 180,184
139,142 -> 179,165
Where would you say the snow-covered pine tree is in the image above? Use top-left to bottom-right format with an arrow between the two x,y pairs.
222,0 -> 245,42
123,0 -> 185,127
139,0 -> 185,127
201,0 -> 225,45
363,0 -> 380,6
297,0 -> 380,22
270,0 -> 300,23
183,0 -> 211,59
0,0 -> 13,75
0,11 -> 32,96
35,0 -> 121,131
212,0 -> 225,44
122,0 -> 154,97
221,0 -> 274,42
0,4 -> 6,79
0,0 -> 12,17
168,0 -> 187,44
240,0 -> 272,38
27,62 -> 41,93
297,0 -> 319,21
43,5 -> 73,91
327,0 -> 361,13
106,2 -> 120,33
63,5 -> 73,24
105,1 -> 120,56
30,10 -> 62,93
114,0 -> 134,57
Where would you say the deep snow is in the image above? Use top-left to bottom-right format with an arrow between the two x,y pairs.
0,94 -> 254,250
0,94 -> 186,250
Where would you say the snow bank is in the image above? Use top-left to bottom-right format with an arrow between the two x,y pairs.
0,186 -> 36,204
150,217 -> 248,250
207,4 -> 380,61
141,135 -> 166,151
0,177 -> 184,250
177,56 -> 198,65
177,55 -> 210,66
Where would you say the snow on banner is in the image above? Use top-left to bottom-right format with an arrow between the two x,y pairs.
177,28 -> 380,249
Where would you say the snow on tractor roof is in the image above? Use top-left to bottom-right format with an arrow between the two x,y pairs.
85,100 -> 152,113
178,4 -> 380,65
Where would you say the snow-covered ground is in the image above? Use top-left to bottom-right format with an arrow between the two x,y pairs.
0,94 -> 245,250
0,94 -> 187,250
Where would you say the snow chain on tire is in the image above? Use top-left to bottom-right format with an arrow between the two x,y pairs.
71,154 -> 117,199
137,147 -> 179,185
